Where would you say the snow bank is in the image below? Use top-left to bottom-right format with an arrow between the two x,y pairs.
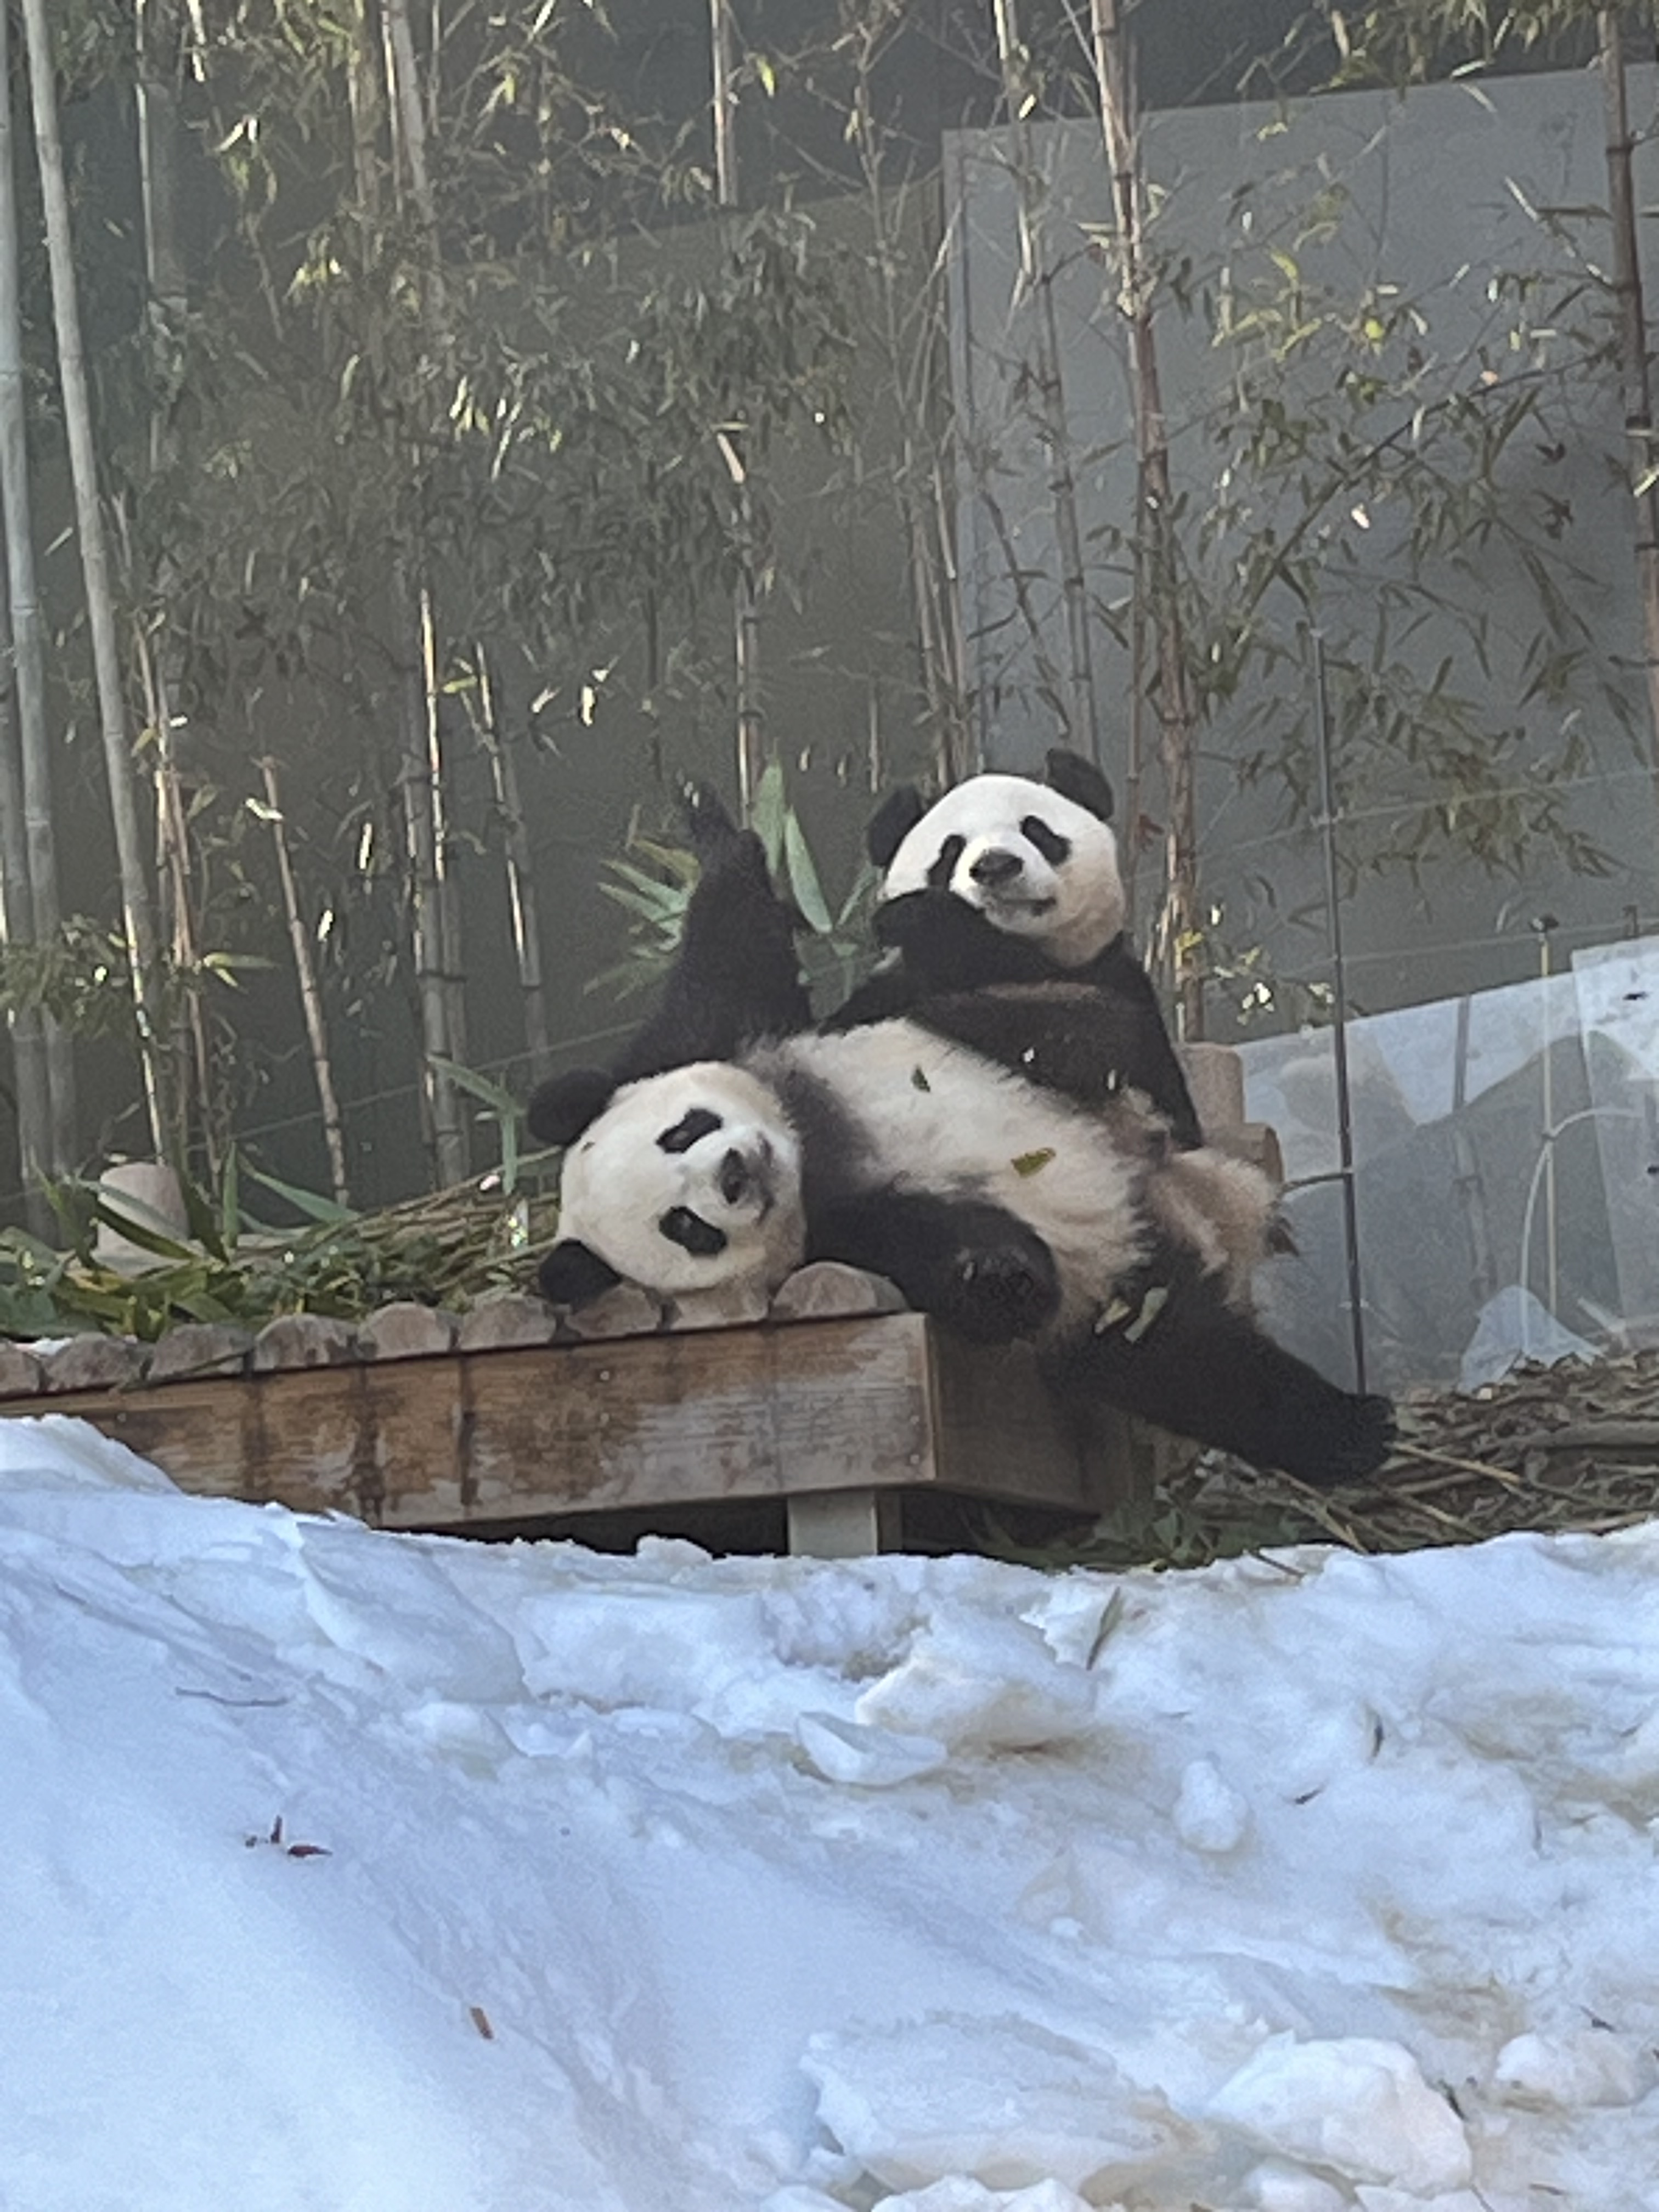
4,1414 -> 1659,2210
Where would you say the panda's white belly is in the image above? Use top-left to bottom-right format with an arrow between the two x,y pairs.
776,1023 -> 1149,1327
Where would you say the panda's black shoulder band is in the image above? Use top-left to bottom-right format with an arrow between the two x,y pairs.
527,1067 -> 619,1148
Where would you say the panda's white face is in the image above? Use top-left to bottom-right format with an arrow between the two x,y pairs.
557,1062 -> 806,1297
881,774 -> 1126,968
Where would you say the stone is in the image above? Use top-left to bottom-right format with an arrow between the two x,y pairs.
250,1313 -> 361,1372
665,1280 -> 772,1331
769,1262 -> 907,1323
0,1342 -> 44,1399
148,1323 -> 255,1383
563,1284 -> 663,1340
457,1293 -> 563,1352
356,1302 -> 459,1361
40,1335 -> 149,1393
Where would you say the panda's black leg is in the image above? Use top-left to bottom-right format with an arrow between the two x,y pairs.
611,799 -> 813,1081
1051,1263 -> 1395,1486
809,1192 -> 1062,1345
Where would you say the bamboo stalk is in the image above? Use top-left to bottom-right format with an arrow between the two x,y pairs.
0,577 -> 53,1233
393,555 -> 467,1187
20,0 -> 172,1155
137,0 -> 213,1175
377,1 -> 466,1188
849,26 -> 974,785
0,0 -> 71,1180
710,0 -> 765,814
1597,9 -> 1659,836
258,759 -> 351,1206
989,0 -> 1101,766
472,646 -> 552,1086
1086,0 -> 1205,1040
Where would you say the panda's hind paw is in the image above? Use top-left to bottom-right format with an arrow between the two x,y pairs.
941,1231 -> 1061,1344
1302,1390 -> 1397,1487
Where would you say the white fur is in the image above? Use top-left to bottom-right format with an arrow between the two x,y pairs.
558,1020 -> 1275,1333
557,1060 -> 805,1296
761,1024 -> 1147,1328
880,773 -> 1126,968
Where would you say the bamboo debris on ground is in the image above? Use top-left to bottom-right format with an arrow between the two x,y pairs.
1146,1348 -> 1659,1565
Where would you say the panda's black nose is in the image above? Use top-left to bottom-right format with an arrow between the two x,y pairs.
970,848 -> 1023,887
718,1149 -> 749,1205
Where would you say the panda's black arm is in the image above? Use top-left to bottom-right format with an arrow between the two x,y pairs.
611,819 -> 814,1083
806,1190 -> 1062,1346
870,890 -> 1062,991
1078,940 -> 1204,1148
1049,1254 -> 1395,1486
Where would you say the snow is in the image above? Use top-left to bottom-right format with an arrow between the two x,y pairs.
5,1415 -> 1659,2210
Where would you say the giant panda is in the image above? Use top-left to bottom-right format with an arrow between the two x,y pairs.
828,749 -> 1203,1149
530,815 -> 1395,1487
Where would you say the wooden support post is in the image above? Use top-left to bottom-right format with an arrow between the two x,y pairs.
787,1487 -> 903,1558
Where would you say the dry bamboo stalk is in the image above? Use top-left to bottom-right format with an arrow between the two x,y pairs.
375,6 -> 466,1188
393,557 -> 467,1187
0,0 -> 59,1215
472,646 -> 552,1085
989,0 -> 1100,765
20,0 -> 172,1155
848,32 -> 973,782
1598,10 -> 1659,832
709,0 -> 765,814
258,759 -> 351,1206
1086,0 -> 1204,1039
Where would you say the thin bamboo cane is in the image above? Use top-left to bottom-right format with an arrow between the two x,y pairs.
990,0 -> 1101,766
1087,0 -> 1205,1040
20,0 -> 172,1153
259,759 -> 351,1206
1598,10 -> 1659,837
472,646 -> 553,1086
0,0 -> 71,1175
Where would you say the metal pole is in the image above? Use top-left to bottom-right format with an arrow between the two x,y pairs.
1310,629 -> 1369,1395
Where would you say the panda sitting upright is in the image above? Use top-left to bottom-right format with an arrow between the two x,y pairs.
828,749 -> 1203,1150
531,806 -> 1395,1487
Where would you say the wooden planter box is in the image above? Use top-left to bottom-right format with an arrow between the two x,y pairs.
0,1308 -> 1163,1555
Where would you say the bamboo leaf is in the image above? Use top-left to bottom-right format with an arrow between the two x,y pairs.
781,809 -> 833,933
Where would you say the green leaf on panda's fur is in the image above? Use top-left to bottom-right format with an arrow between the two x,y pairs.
1011,1146 -> 1056,1176
910,1066 -> 931,1090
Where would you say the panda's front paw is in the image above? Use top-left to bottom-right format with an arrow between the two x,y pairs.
940,1229 -> 1061,1343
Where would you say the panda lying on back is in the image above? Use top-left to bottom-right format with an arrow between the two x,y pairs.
828,749 -> 1204,1149
531,806 -> 1394,1487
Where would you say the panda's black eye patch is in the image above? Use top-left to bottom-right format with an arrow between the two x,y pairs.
1020,815 -> 1071,866
658,1107 -> 723,1154
927,834 -> 966,888
659,1206 -> 728,1257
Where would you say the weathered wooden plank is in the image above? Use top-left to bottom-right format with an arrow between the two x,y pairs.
9,1312 -> 1137,1539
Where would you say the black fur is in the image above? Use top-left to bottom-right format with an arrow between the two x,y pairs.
1045,1238 -> 1395,1488
527,784 -> 811,1149
538,1238 -> 623,1307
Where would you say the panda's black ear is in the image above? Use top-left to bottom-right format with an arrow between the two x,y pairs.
1043,748 -> 1114,824
537,1239 -> 623,1309
867,786 -> 928,868
527,1068 -> 618,1148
